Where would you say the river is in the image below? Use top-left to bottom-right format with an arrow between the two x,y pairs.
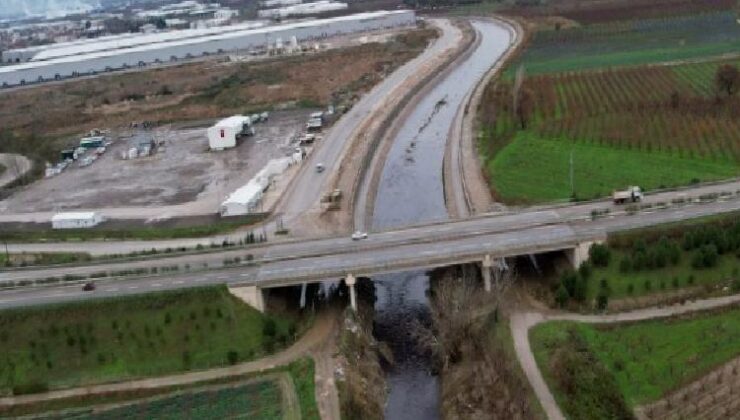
369,19 -> 513,419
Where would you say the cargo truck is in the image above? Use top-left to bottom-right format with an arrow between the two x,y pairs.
613,186 -> 643,204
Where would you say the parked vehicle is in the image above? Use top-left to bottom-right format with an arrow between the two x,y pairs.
613,186 -> 643,204
82,282 -> 96,292
316,163 -> 325,173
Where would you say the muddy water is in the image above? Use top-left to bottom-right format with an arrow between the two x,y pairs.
370,20 -> 512,419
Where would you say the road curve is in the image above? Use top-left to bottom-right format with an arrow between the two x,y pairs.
511,293 -> 740,420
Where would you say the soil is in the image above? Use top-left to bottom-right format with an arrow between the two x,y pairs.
636,357 -> 740,420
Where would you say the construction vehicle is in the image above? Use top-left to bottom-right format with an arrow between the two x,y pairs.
613,186 -> 643,204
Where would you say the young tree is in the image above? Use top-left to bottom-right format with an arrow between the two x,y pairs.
715,64 -> 740,97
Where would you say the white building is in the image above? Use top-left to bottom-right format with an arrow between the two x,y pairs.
51,212 -> 103,229
220,156 -> 297,216
221,180 -> 264,216
0,10 -> 416,87
258,1 -> 349,19
208,115 -> 252,150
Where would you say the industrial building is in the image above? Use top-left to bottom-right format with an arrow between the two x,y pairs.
0,10 -> 416,88
258,1 -> 349,19
51,212 -> 103,229
208,115 -> 253,150
221,155 -> 302,216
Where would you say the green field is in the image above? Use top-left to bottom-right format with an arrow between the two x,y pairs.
479,14 -> 740,204
509,12 -> 740,76
58,380 -> 284,420
531,307 -> 740,410
0,286 -> 297,395
0,215 -> 266,243
486,132 -> 737,203
0,358 -> 319,419
553,215 -> 740,309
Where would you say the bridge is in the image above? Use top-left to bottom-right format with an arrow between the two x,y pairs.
2,195 -> 738,312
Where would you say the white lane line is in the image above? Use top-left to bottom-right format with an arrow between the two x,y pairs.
152,283 -> 162,287
128,286 -> 139,290
173,280 -> 184,285
108,288 -> 119,292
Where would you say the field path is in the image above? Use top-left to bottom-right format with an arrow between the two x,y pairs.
0,153 -> 32,189
0,308 -> 339,409
511,293 -> 740,420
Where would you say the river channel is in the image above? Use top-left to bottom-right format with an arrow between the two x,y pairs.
370,19 -> 512,419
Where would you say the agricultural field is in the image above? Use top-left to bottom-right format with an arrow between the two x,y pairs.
480,56 -> 740,203
57,379 -> 285,420
551,213 -> 740,310
508,11 -> 740,75
531,306 -> 740,418
0,286 -> 298,395
0,359 -> 319,419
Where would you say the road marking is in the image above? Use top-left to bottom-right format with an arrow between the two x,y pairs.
108,288 -> 119,292
173,280 -> 184,284
128,286 -> 139,290
152,283 -> 162,287
240,273 -> 250,277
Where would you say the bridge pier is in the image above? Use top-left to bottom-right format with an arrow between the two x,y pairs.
228,285 -> 266,313
346,274 -> 357,311
566,240 -> 604,269
481,255 -> 493,292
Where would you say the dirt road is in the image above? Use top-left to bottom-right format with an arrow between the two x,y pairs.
0,153 -> 31,189
511,294 -> 740,420
0,308 -> 339,409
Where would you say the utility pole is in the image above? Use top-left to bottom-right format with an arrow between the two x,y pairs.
569,149 -> 574,198
3,240 -> 9,266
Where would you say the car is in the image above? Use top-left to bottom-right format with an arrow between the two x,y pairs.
82,282 -> 96,292
351,231 -> 368,240
316,163 -> 325,173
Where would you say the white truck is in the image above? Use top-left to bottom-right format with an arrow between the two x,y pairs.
613,186 -> 643,204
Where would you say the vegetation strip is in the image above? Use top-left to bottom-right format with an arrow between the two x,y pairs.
0,286 -> 297,395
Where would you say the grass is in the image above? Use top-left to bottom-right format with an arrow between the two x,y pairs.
590,248 -> 739,300
508,11 -> 740,76
485,131 -> 737,203
0,286 -> 298,395
0,358 -> 319,419
57,380 -> 285,420
532,306 -> 740,408
529,322 -> 632,419
0,214 -> 266,243
1,252 -> 93,267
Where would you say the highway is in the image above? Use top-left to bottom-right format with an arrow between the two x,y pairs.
1,196 -> 738,309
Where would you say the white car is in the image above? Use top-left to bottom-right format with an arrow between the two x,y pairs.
351,231 -> 368,240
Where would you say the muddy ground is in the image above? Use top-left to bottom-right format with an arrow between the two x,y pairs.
0,109 -> 312,212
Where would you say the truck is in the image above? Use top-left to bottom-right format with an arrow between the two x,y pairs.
613,186 -> 643,204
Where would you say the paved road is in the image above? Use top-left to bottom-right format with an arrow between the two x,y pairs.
1,197 -> 738,309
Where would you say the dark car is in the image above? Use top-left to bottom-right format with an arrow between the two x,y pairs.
82,282 -> 96,292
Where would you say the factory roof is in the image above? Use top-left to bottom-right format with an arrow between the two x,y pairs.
224,180 -> 263,205
214,115 -> 251,128
0,10 -> 412,75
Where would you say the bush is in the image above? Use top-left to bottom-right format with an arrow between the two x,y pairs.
589,244 -> 611,267
263,318 -> 277,337
692,244 -> 719,269
227,350 -> 239,365
12,382 -> 49,395
596,291 -> 609,310
555,284 -> 570,308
